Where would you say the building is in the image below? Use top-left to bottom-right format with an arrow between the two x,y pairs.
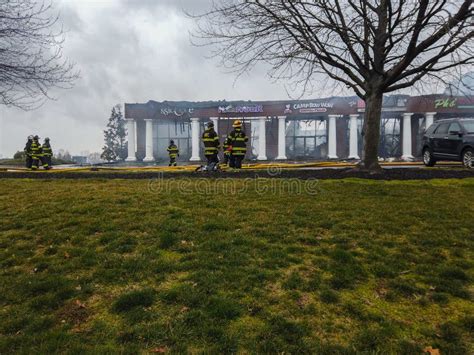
124,94 -> 474,162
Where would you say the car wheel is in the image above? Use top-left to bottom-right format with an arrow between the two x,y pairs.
462,148 -> 473,169
423,148 -> 436,167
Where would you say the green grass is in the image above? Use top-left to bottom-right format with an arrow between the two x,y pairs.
0,177 -> 473,353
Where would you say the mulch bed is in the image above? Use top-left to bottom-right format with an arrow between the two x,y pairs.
1,168 -> 474,180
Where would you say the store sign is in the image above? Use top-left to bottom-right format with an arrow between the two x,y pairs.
288,101 -> 334,114
218,104 -> 264,114
433,97 -> 474,110
160,107 -> 195,116
434,98 -> 457,109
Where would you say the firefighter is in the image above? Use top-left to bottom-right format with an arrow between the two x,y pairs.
222,135 -> 232,166
41,137 -> 53,170
202,121 -> 220,170
167,140 -> 179,166
30,135 -> 42,170
228,120 -> 248,169
24,135 -> 34,169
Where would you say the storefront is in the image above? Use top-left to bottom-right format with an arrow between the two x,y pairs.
124,95 -> 474,162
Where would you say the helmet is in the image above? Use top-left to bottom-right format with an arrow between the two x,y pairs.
45,137 -> 50,141
33,135 -> 39,140
28,135 -> 33,140
170,140 -> 174,145
232,119 -> 242,128
207,121 -> 214,128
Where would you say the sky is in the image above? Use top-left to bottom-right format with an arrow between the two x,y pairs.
0,0 -> 293,158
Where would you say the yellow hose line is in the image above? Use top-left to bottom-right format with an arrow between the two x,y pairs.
5,167 -> 92,173
3,160 -> 463,174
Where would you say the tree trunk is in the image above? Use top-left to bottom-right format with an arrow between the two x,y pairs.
361,92 -> 383,171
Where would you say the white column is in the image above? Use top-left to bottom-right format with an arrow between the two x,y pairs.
276,116 -> 287,160
143,119 -> 154,162
125,118 -> 136,162
425,112 -> 436,131
257,117 -> 267,160
190,117 -> 201,161
402,112 -> 414,161
211,117 -> 218,134
327,115 -> 338,159
348,114 -> 360,159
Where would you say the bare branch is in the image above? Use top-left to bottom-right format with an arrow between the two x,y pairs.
189,0 -> 473,170
0,0 -> 79,110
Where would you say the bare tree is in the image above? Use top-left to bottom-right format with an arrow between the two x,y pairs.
0,0 -> 79,110
191,0 -> 473,171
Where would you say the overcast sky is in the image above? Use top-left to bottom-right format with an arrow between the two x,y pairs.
0,0 -> 296,158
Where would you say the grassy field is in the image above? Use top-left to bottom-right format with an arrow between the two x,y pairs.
0,177 -> 473,354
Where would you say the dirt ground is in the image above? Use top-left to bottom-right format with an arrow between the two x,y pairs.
1,167 -> 474,180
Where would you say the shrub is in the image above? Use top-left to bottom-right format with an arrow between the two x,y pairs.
13,151 -> 25,160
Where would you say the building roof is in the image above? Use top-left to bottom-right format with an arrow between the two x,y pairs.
125,94 -> 474,120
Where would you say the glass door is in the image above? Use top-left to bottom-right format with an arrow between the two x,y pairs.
304,137 -> 316,157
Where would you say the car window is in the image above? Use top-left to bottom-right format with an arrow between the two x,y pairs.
435,123 -> 449,135
448,122 -> 461,134
462,121 -> 474,133
425,124 -> 437,135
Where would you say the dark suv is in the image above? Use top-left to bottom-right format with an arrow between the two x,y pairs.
422,118 -> 474,168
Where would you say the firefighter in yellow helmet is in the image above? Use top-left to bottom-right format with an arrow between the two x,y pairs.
202,121 -> 220,170
228,120 -> 248,169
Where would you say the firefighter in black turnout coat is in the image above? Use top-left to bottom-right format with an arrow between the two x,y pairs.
202,121 -> 220,170
30,135 -> 42,170
167,140 -> 179,166
228,120 -> 248,169
41,137 -> 53,170
24,135 -> 33,169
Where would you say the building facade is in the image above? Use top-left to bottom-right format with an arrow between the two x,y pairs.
124,95 -> 474,163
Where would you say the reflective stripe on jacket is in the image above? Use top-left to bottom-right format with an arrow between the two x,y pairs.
30,141 -> 42,158
167,144 -> 179,158
228,129 -> 248,156
42,144 -> 52,157
202,128 -> 219,155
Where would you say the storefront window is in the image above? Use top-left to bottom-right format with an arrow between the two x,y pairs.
153,120 -> 192,160
286,119 -> 327,159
